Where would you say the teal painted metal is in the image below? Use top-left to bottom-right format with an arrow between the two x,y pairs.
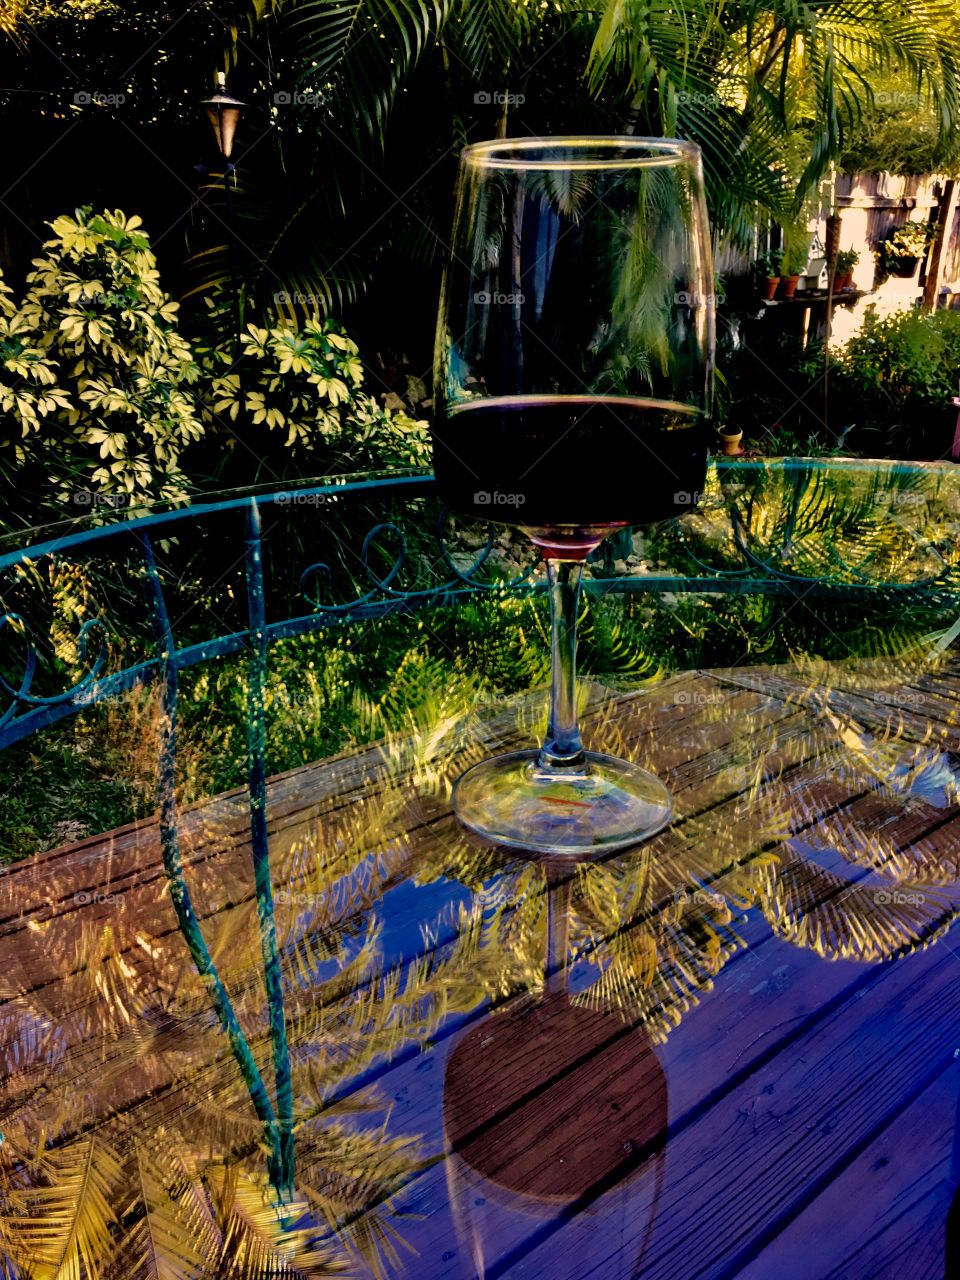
1,459 -> 958,1205
244,500 -> 295,1201
139,531 -> 290,1197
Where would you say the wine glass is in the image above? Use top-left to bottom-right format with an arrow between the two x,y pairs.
432,137 -> 715,855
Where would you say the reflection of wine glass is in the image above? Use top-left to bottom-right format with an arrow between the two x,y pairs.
433,137 -> 715,855
442,874 -> 668,1279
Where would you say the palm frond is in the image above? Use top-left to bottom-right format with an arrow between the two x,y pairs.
107,1144 -> 216,1280
8,1138 -> 122,1280
209,1165 -> 346,1277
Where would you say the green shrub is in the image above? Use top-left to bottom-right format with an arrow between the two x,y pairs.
0,208 -> 431,530
833,307 -> 960,456
199,315 -> 430,477
15,207 -> 204,510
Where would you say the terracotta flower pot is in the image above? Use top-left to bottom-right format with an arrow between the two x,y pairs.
718,429 -> 743,457
762,276 -> 780,301
778,274 -> 801,299
835,271 -> 853,291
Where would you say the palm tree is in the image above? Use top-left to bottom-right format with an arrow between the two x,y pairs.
183,0 -> 960,356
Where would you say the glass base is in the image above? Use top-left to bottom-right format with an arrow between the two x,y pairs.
452,750 -> 673,856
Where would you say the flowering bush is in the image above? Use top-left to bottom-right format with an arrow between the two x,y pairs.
0,276 -> 72,458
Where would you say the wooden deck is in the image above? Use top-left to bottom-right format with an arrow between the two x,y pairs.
4,658 -> 960,1277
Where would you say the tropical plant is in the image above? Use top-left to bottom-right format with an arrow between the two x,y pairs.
829,307 -> 960,455
782,234 -> 812,278
9,207 -> 205,515
835,249 -> 860,273
0,274 -> 73,481
199,315 -> 431,477
839,72 -> 960,177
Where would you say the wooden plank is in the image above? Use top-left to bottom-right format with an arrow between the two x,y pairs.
733,1066 -> 959,1280
4,661 -> 960,1277
492,929 -> 960,1280
4,661 -> 955,1145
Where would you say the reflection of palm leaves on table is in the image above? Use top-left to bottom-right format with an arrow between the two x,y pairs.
675,464 -> 960,961
406,662 -> 960,1039
4,465 -> 960,1276
675,462 -> 960,603
3,666 -> 959,1278
0,827 -> 441,1278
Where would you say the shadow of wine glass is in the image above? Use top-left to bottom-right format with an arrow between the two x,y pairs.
441,872 -> 668,1280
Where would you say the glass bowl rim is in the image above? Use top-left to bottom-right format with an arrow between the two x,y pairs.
461,135 -> 701,170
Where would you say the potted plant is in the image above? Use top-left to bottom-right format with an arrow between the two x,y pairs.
754,248 -> 783,301
834,249 -> 859,291
778,241 -> 810,299
718,426 -> 744,455
880,222 -> 929,278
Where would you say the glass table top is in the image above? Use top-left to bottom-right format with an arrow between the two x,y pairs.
1,457 -> 960,1278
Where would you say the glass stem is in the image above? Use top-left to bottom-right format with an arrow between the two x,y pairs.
539,558 -> 587,772
544,872 -> 572,996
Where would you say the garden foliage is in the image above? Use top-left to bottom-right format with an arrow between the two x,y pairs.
0,208 -> 429,527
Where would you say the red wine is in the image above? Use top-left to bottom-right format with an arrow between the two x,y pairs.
431,395 -> 708,552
